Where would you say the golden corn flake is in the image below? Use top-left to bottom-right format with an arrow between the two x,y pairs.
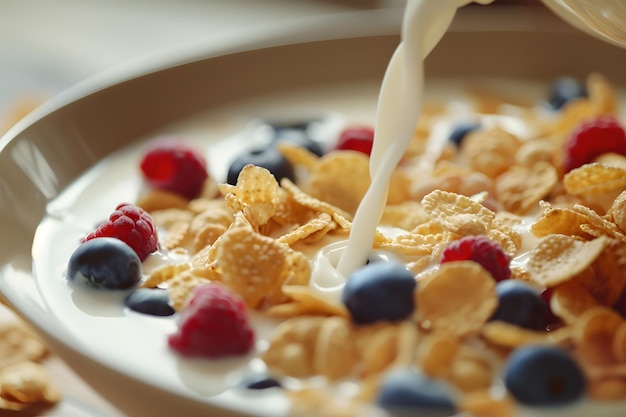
277,212 -> 334,246
136,189 -> 190,212
460,127 -> 521,179
281,178 -> 352,228
526,235 -> 609,287
417,334 -> 459,378
530,201 -> 594,239
480,321 -> 547,349
142,262 -> 191,288
588,72 -> 618,114
276,285 -> 348,317
376,231 -> 451,257
613,321 -> 626,363
551,279 -> 600,325
355,321 -> 417,378
573,204 -> 626,241
168,270 -> 212,311
313,316 -> 357,380
588,377 -> 626,402
0,325 -> 49,369
494,161 -> 558,215
573,306 -> 623,366
459,390 -> 516,417
213,213 -> 289,308
586,241 -> 626,305
416,261 -> 497,337
218,165 -> 282,227
421,190 -> 495,236
564,163 -> 626,196
447,348 -> 494,393
609,190 -> 626,232
308,151 -> 371,215
380,201 -> 430,231
262,316 -> 326,378
277,142 -> 320,172
0,362 -> 60,411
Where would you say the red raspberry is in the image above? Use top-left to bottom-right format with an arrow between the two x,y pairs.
168,283 -> 254,358
140,139 -> 208,199
82,203 -> 158,261
563,116 -> 626,172
440,235 -> 511,282
334,126 -> 375,155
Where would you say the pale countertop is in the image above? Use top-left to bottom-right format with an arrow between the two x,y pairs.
0,0 -> 407,127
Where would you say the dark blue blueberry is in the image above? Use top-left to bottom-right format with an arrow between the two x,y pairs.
447,122 -> 481,147
489,280 -> 547,331
504,345 -> 586,406
67,237 -> 141,290
272,128 -> 324,156
242,375 -> 282,390
125,288 -> 175,316
548,77 -> 587,110
227,146 -> 295,185
341,261 -> 416,325
377,369 -> 456,416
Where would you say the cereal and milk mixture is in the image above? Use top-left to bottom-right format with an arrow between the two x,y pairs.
20,2 -> 626,416
58,70 -> 626,417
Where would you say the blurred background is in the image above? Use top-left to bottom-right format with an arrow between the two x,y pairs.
0,0 -> 410,133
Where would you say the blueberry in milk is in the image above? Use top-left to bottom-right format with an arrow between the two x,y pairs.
341,261 -> 416,325
548,76 -> 587,110
504,345 -> 586,406
489,279 -> 547,331
270,122 -> 325,156
376,368 -> 456,416
226,146 -> 296,185
125,288 -> 175,316
67,237 -> 142,290
447,122 -> 481,147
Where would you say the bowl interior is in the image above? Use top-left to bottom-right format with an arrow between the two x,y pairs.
3,9 -> 626,417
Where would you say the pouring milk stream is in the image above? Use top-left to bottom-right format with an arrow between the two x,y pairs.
309,1 -> 495,297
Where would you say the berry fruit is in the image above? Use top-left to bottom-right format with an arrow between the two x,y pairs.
67,237 -> 141,290
504,345 -> 586,406
548,77 -> 587,110
439,235 -> 511,282
376,369 -> 456,415
489,280 -> 547,331
448,122 -> 481,147
82,203 -> 158,261
227,147 -> 295,185
140,139 -> 208,200
341,261 -> 416,325
242,374 -> 282,390
334,126 -> 375,156
125,288 -> 175,316
168,283 -> 254,358
563,115 -> 626,172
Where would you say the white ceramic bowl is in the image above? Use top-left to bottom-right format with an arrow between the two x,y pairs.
2,5 -> 626,417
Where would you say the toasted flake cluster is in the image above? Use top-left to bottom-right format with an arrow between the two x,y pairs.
126,72 -> 626,416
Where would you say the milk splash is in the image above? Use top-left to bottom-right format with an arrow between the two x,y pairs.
336,0 -> 494,276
